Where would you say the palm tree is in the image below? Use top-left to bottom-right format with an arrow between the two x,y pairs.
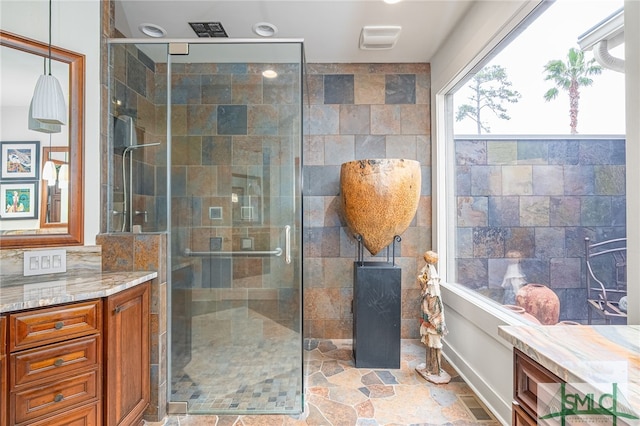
543,47 -> 602,134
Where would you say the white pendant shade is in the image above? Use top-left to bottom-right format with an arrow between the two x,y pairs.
58,164 -> 69,188
42,160 -> 57,186
28,100 -> 62,133
31,74 -> 67,125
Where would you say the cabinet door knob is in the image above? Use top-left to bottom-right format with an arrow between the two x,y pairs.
53,393 -> 64,403
54,321 -> 64,330
54,358 -> 64,367
114,305 -> 123,314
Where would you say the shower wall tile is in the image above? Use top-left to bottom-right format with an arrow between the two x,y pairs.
324,196 -> 342,227
303,165 -> 341,196
385,135 -> 417,159
217,105 -> 248,135
202,136 -> 232,165
355,135 -> 385,159
186,166 -> 217,196
264,75 -> 296,104
171,75 -> 202,105
324,75 -> 354,104
324,135 -> 355,166
248,104 -> 278,135
309,105 -> 339,135
385,74 -> 416,104
172,135 -> 202,166
232,136 -> 263,165
136,96 -> 155,137
305,74 -> 324,105
127,53 -> 147,97
188,104 -> 217,135
339,105 -> 370,135
137,49 -> 156,72
218,63 -> 248,74
232,74 -> 263,105
401,104 -> 429,134
183,63 -> 216,75
201,74 -> 232,104
99,233 -> 135,271
415,71 -> 431,105
355,74 -> 385,105
370,105 -> 402,135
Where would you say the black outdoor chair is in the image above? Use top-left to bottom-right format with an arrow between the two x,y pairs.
584,237 -> 627,325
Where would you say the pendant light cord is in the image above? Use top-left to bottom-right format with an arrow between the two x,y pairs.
47,0 -> 52,75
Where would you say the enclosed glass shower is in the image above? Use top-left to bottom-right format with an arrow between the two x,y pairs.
107,39 -> 304,415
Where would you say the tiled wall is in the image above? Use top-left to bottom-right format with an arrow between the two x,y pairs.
96,232 -> 168,420
303,64 -> 432,339
109,43 -> 166,233
454,138 -> 626,321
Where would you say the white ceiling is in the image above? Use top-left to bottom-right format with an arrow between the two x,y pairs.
114,0 -> 475,63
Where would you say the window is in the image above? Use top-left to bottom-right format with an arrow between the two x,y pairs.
448,0 -> 627,325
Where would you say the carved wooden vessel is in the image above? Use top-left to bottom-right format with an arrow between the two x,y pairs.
340,159 -> 421,255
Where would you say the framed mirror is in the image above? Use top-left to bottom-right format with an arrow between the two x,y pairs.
0,30 -> 84,248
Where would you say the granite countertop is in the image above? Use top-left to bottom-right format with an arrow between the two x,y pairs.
499,325 -> 639,415
0,270 -> 157,313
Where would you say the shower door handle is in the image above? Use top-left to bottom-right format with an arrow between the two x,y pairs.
285,225 -> 291,264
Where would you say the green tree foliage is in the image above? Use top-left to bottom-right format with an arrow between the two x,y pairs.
456,65 -> 521,134
543,47 -> 602,134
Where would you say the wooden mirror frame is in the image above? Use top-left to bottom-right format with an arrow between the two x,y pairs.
0,30 -> 84,248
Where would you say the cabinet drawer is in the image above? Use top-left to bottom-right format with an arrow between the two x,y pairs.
11,336 -> 100,387
12,368 -> 99,424
513,401 -> 538,426
514,349 -> 562,419
1,316 -> 6,356
9,301 -> 101,352
22,401 -> 99,426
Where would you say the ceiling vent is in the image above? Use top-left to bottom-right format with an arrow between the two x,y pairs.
359,26 -> 401,50
189,22 -> 228,37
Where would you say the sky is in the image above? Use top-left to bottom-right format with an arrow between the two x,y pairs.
453,0 -> 625,136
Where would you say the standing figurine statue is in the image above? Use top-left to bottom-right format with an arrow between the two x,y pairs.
415,250 -> 451,384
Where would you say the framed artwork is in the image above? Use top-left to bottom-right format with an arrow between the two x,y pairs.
1,141 -> 40,180
1,182 -> 38,219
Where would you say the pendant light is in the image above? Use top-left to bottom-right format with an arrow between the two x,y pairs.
30,0 -> 66,126
29,59 -> 62,133
58,163 -> 69,188
42,135 -> 57,186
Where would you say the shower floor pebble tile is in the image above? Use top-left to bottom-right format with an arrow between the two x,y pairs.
156,339 -> 501,426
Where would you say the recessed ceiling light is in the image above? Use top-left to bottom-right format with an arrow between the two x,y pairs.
384,0 -> 403,3
252,22 -> 278,37
262,69 -> 278,79
139,23 -> 167,38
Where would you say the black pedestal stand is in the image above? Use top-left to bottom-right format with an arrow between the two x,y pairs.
352,235 -> 402,369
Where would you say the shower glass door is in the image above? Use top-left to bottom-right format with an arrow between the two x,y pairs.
167,41 -> 304,414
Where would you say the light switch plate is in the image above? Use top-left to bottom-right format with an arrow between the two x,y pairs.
241,237 -> 253,250
23,249 -> 67,276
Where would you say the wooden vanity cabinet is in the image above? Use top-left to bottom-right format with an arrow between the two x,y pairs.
2,282 -> 150,426
103,283 -> 150,426
7,300 -> 102,426
513,348 -> 563,425
1,315 -> 7,426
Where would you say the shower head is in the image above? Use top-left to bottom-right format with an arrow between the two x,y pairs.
122,142 -> 161,154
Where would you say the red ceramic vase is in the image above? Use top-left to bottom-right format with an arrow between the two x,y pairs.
503,304 -> 541,325
516,283 -> 560,325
